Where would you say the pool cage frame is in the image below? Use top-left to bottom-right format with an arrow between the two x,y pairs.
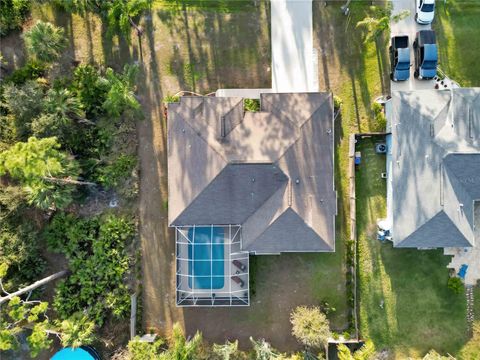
175,225 -> 250,307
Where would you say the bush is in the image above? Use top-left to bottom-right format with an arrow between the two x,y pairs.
72,64 -> 109,118
0,223 -> 46,291
447,277 -> 464,294
2,80 -> 45,139
333,95 -> 343,110
0,0 -> 30,36
290,306 -> 331,349
371,102 -> 386,131
6,60 -> 47,85
96,154 -> 136,189
163,94 -> 180,104
44,214 -> 135,324
244,98 -> 260,112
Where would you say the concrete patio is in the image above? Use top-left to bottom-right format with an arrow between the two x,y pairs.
444,247 -> 480,286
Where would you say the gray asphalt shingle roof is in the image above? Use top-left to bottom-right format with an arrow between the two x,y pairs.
389,89 -> 480,248
167,93 -> 336,254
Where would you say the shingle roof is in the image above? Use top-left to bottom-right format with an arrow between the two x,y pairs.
167,93 -> 336,254
389,89 -> 480,248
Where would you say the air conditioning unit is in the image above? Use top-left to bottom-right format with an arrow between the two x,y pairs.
375,143 -> 387,154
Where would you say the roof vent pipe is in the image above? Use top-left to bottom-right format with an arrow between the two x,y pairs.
220,116 -> 226,138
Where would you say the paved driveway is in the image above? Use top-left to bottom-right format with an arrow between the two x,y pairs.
270,0 -> 318,92
390,0 -> 435,91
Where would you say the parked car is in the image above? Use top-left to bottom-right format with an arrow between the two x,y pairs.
389,35 -> 410,81
415,0 -> 435,24
413,30 -> 438,80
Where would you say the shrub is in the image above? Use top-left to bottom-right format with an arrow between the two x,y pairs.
0,0 -> 30,36
290,306 -> 331,349
96,154 -> 136,189
46,214 -> 135,324
371,102 -> 386,131
6,60 -> 47,85
244,98 -> 260,112
163,94 -> 180,104
447,277 -> 464,294
0,223 -> 46,291
333,95 -> 343,110
2,80 -> 45,139
72,64 -> 109,118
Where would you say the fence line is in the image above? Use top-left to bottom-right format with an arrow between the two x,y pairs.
348,134 -> 359,340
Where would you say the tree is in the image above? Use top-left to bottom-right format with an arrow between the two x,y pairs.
0,137 -> 84,209
356,8 -> 410,42
106,0 -> 151,38
2,80 -> 45,139
159,323 -> 203,360
337,340 -> 375,360
0,263 -> 52,356
0,265 -> 95,356
23,21 -> 67,63
43,88 -> 88,125
212,340 -> 239,360
55,312 -> 95,348
0,0 -> 30,36
290,306 -> 331,349
102,64 -> 140,118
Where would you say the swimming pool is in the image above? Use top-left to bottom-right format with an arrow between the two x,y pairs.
51,347 -> 99,360
188,227 -> 224,289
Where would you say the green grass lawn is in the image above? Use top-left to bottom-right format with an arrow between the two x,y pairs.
434,0 -> 480,86
356,139 -> 469,358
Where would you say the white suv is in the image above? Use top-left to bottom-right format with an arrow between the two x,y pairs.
415,0 -> 435,24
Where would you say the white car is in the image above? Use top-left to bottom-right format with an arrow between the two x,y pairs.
415,0 -> 435,24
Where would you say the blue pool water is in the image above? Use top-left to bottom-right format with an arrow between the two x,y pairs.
51,347 -> 98,360
188,227 -> 224,289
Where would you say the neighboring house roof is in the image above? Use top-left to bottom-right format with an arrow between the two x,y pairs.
388,88 -> 480,248
167,93 -> 336,254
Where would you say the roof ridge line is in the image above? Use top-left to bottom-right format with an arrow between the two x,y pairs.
243,207 -> 330,252
275,98 -> 331,164
174,108 -> 230,163
398,93 -> 450,124
396,209 -> 473,247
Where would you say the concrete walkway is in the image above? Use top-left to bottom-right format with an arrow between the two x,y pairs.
390,0 -> 435,91
217,0 -> 318,97
270,0 -> 317,92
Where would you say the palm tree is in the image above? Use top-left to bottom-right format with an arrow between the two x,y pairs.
23,21 -> 67,63
356,9 -> 410,42
102,64 -> 140,118
159,323 -> 203,360
250,338 -> 280,360
212,340 -> 239,360
44,88 -> 92,125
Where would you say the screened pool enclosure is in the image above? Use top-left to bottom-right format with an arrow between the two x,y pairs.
175,225 -> 250,306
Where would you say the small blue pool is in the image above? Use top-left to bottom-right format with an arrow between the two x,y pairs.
188,227 -> 224,289
51,347 -> 100,360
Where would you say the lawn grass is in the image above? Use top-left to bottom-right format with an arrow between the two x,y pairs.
434,0 -> 480,86
355,139 -> 468,358
153,0 -> 256,12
